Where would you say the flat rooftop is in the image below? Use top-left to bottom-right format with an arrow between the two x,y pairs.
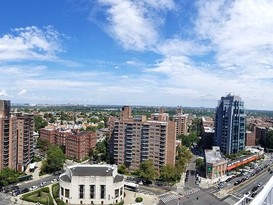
205,147 -> 226,164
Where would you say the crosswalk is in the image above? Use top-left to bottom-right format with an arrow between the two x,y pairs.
178,187 -> 200,196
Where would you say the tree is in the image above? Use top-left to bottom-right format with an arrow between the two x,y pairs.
36,138 -> 51,151
160,165 -> 179,185
34,115 -> 48,133
266,130 -> 273,149
0,168 -> 20,187
178,132 -> 199,148
138,160 -> 158,181
41,146 -> 66,174
195,158 -> 204,171
118,164 -> 128,175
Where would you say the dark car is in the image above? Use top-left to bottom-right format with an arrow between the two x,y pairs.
234,181 -> 240,186
251,186 -> 258,192
20,188 -> 29,194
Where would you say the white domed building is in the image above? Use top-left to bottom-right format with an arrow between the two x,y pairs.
59,164 -> 124,205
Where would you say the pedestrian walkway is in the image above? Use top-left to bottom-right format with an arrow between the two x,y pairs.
10,184 -> 57,205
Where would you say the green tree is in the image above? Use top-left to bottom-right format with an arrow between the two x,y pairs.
160,165 -> 179,185
118,164 -> 128,175
266,130 -> 273,149
195,158 -> 204,171
178,132 -> 199,148
0,168 -> 20,187
138,160 -> 158,181
175,145 -> 192,174
41,146 -> 66,174
34,115 -> 48,133
36,138 -> 51,151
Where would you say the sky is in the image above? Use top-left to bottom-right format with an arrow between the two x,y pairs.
1,0 -> 273,110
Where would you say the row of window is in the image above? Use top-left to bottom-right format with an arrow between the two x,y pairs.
61,185 -> 123,200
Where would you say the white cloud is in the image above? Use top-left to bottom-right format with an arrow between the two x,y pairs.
17,89 -> 27,96
0,26 -> 62,61
0,90 -> 8,96
96,0 -> 175,51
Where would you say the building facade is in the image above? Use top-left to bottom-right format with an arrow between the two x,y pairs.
59,164 -> 124,205
205,146 -> 228,180
16,113 -> 34,172
40,126 -> 96,161
0,100 -> 34,171
214,94 -> 246,155
66,131 -> 96,161
108,106 -> 176,171
173,106 -> 188,136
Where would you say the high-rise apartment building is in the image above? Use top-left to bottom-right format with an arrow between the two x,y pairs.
0,100 -> 17,171
16,113 -> 34,172
173,106 -> 188,136
108,106 -> 176,171
214,94 -> 246,155
0,100 -> 34,171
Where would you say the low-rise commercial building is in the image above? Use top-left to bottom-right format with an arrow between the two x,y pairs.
59,164 -> 124,205
205,146 -> 228,180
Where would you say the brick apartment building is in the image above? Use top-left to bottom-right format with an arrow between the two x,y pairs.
66,131 -> 96,161
40,127 -> 96,161
108,106 -> 176,171
0,100 -> 34,171
16,113 -> 34,172
245,131 -> 256,146
173,106 -> 188,136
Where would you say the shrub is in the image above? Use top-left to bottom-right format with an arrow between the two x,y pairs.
135,197 -> 143,203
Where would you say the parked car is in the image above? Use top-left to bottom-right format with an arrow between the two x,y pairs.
21,188 -> 29,194
29,186 -> 38,191
40,182 -> 47,187
51,179 -> 57,183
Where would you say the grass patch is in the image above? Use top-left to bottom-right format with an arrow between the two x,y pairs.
21,187 -> 54,205
51,184 -> 67,205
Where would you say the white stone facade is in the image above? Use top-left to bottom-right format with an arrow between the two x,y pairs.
59,164 -> 124,205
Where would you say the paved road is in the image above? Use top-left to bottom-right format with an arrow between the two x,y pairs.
179,189 -> 230,205
0,192 -> 13,205
17,175 -> 58,191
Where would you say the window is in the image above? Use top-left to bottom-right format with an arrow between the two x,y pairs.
120,188 -> 123,197
65,189 -> 70,198
115,189 -> 119,198
79,185 -> 85,199
90,185 -> 95,199
100,185 -> 105,199
61,187 -> 64,196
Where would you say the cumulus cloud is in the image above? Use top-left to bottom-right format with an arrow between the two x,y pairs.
0,26 -> 62,61
95,0 -> 175,51
0,90 -> 8,96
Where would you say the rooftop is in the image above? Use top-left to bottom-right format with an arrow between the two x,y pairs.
205,146 -> 226,164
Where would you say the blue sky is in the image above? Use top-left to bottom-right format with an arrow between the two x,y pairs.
1,0 -> 273,110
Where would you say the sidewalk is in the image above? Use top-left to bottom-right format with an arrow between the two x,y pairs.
124,190 -> 158,205
10,184 -> 57,205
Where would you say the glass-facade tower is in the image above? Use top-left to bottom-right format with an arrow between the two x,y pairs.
214,94 -> 246,155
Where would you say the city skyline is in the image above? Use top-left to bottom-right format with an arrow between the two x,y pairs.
1,1 -> 273,110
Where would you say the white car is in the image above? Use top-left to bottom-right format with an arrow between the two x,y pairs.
29,186 -> 38,191
51,179 -> 57,183
40,182 -> 47,187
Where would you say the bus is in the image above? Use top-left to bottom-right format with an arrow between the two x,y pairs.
124,182 -> 139,192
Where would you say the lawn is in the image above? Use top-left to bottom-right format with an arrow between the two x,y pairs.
21,187 -> 54,205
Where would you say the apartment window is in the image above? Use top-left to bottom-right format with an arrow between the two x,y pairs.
100,185 -> 105,199
115,189 -> 119,198
61,187 -> 64,196
65,189 -> 70,198
90,185 -> 95,199
120,188 -> 123,196
79,185 -> 85,199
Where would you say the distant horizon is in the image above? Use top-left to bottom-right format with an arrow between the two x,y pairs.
1,1 -> 273,110
9,101 -> 273,113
